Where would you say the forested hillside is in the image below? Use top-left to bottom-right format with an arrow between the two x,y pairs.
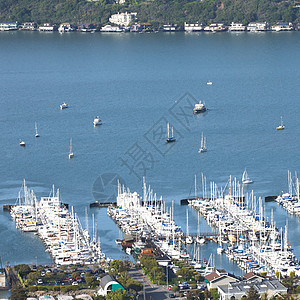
0,0 -> 299,26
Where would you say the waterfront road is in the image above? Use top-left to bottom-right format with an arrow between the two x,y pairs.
129,267 -> 172,300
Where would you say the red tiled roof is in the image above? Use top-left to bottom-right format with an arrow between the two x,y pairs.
205,272 -> 220,282
243,272 -> 257,280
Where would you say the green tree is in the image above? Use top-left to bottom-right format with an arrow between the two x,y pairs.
210,288 -> 219,300
27,271 -> 41,281
105,289 -> 134,300
14,265 -> 31,278
85,275 -> 98,288
110,259 -> 126,275
246,285 -> 260,300
71,271 -> 81,279
10,284 -> 27,300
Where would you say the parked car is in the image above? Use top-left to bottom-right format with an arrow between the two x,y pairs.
37,279 -> 43,284
72,281 -> 78,286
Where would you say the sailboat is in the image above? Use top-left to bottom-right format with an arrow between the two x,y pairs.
186,208 -> 193,244
69,138 -> 74,159
242,168 -> 253,184
35,122 -> 40,138
217,218 -> 224,254
166,122 -> 176,143
198,132 -> 207,153
196,211 -> 206,244
276,116 -> 285,130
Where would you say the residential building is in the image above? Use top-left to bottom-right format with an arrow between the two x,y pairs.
217,278 -> 288,300
271,22 -> 294,31
96,275 -> 124,296
184,22 -> 204,31
0,22 -> 18,31
247,22 -> 269,31
228,22 -> 246,31
243,272 -> 264,282
38,23 -> 58,31
100,25 -> 123,32
19,22 -> 37,31
204,23 -> 227,32
109,12 -> 137,26
58,23 -> 76,32
163,24 -> 180,31
205,269 -> 239,290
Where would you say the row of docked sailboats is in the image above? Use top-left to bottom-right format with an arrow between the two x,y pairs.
107,178 -> 194,260
10,180 -> 106,266
189,175 -> 299,276
275,170 -> 300,216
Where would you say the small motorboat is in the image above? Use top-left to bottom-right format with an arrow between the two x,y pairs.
206,81 -> 213,85
60,102 -> 68,110
93,116 -> 102,126
193,101 -> 207,114
19,140 -> 26,147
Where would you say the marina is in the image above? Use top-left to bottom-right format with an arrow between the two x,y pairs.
188,175 -> 299,277
0,30 -> 300,280
9,181 -> 106,266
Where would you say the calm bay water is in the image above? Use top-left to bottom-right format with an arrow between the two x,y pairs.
0,31 -> 300,280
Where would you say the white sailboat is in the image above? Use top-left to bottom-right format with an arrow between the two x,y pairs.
217,218 -> 224,254
196,211 -> 206,244
186,208 -> 193,244
166,122 -> 176,143
198,132 -> 207,153
35,122 -> 40,138
242,168 -> 253,184
69,138 -> 74,159
276,116 -> 285,130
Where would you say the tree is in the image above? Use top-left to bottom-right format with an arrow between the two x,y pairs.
27,271 -> 41,282
210,288 -> 219,300
171,285 -> 179,294
71,271 -> 81,279
14,265 -> 31,278
85,275 -> 98,288
110,259 -> 126,275
10,284 -> 27,300
105,289 -> 134,300
246,286 -> 260,300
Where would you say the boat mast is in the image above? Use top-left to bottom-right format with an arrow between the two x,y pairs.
195,174 -> 197,199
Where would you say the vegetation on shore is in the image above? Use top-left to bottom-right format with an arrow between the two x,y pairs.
0,0 -> 299,27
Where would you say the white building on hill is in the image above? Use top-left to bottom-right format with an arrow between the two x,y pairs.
109,12 -> 137,26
